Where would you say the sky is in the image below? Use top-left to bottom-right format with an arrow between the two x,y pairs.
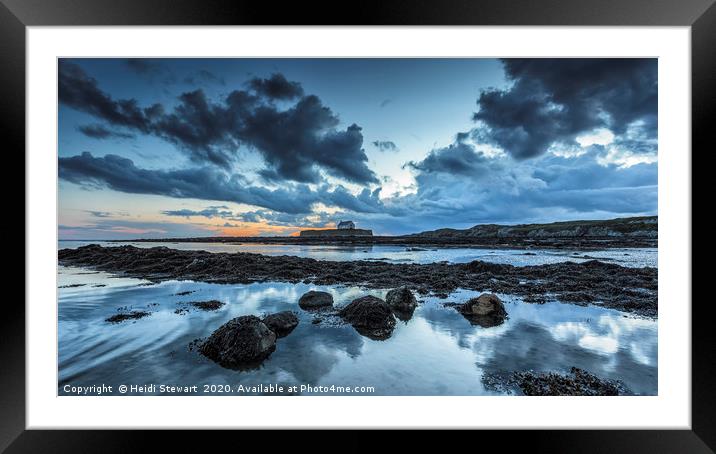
58,58 -> 657,239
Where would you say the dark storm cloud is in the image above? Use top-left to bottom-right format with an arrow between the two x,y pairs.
247,73 -> 304,100
59,152 -> 307,214
472,58 -> 657,159
148,89 -> 239,167
455,132 -> 470,142
78,124 -> 134,140
361,58 -> 659,234
246,101 -> 376,184
372,140 -> 398,152
59,152 -> 384,215
58,62 -> 377,184
328,186 -> 385,214
59,61 -> 152,133
407,141 -> 497,176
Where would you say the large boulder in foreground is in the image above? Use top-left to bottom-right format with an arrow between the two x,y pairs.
199,315 -> 276,369
339,295 -> 396,340
298,290 -> 334,310
456,293 -> 507,327
385,287 -> 417,320
262,311 -> 299,337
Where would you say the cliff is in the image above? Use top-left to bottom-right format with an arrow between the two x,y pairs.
410,216 -> 657,239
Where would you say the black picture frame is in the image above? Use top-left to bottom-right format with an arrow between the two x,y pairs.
3,0 -> 711,451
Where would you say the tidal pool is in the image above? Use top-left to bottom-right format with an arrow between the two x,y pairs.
58,266 -> 657,396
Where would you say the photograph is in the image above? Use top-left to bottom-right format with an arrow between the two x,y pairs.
2,0 -> 707,446
56,57 -> 659,397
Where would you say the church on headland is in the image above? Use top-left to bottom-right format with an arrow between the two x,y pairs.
299,220 -> 372,237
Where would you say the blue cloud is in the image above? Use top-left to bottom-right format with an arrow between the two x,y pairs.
372,140 -> 398,152
59,152 -> 388,215
472,59 -> 657,159
59,61 -> 378,185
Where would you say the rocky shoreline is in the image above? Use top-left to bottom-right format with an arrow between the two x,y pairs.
113,216 -> 657,249
59,244 -> 657,317
110,235 -> 656,249
483,367 -> 629,396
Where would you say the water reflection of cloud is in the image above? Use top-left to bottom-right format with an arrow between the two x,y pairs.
318,317 -> 488,395
579,334 -> 619,354
268,323 -> 366,383
58,274 -> 658,395
415,291 -> 657,393
550,314 -> 656,366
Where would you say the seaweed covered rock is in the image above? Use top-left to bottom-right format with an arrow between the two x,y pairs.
199,315 -> 276,369
515,367 -> 623,396
385,287 -> 417,311
262,311 -> 299,337
58,244 -> 658,317
455,293 -> 507,327
464,260 -> 509,274
106,311 -> 150,323
298,290 -> 334,310
385,287 -> 417,320
187,300 -> 225,311
339,295 -> 396,340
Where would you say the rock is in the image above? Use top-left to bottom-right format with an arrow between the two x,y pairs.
187,300 -> 225,311
106,311 -> 151,323
312,318 -> 322,324
175,300 -> 225,313
339,295 -> 396,340
385,287 -> 417,311
464,260 -> 508,274
523,294 -> 548,304
199,315 -> 277,369
482,368 -> 627,396
298,290 -> 334,309
455,293 -> 507,327
262,311 -> 299,337
385,287 -> 417,320
515,367 -> 623,396
559,291 -> 595,303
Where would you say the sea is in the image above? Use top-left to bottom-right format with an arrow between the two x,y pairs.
57,241 -> 657,396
